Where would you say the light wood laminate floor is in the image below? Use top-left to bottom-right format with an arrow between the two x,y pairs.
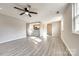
0,36 -> 71,56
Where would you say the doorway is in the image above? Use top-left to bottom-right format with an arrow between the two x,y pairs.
26,22 -> 40,37
47,21 -> 61,37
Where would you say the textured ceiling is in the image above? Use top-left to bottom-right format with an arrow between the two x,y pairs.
0,3 -> 68,23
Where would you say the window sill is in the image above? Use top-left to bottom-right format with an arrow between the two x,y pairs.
72,31 -> 79,34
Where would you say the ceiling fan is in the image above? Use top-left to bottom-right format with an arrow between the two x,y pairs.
14,4 -> 38,17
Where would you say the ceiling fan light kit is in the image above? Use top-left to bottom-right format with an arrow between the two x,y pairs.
25,12 -> 29,15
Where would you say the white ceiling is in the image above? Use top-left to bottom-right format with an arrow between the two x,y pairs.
0,3 -> 68,23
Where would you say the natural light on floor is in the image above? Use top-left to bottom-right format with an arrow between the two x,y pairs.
29,36 -> 42,44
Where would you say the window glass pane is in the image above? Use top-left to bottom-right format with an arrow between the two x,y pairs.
76,3 -> 79,16
75,16 -> 79,32
75,3 -> 79,32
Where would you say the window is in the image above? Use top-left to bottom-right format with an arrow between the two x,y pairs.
72,3 -> 79,33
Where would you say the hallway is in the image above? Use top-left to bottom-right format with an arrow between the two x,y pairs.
0,36 -> 71,56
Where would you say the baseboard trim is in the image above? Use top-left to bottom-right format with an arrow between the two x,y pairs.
0,36 -> 26,44
61,37 -> 72,56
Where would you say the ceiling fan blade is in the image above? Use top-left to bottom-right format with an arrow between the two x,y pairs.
29,11 -> 38,14
14,7 -> 24,11
28,14 -> 32,17
20,12 -> 25,15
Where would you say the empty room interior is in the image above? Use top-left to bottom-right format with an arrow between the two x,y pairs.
0,3 -> 79,56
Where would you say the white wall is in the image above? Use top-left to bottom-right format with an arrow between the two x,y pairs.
0,14 -> 26,43
61,4 -> 79,56
52,21 -> 61,37
40,23 -> 47,39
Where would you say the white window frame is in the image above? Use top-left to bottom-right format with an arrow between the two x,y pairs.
72,3 -> 79,34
